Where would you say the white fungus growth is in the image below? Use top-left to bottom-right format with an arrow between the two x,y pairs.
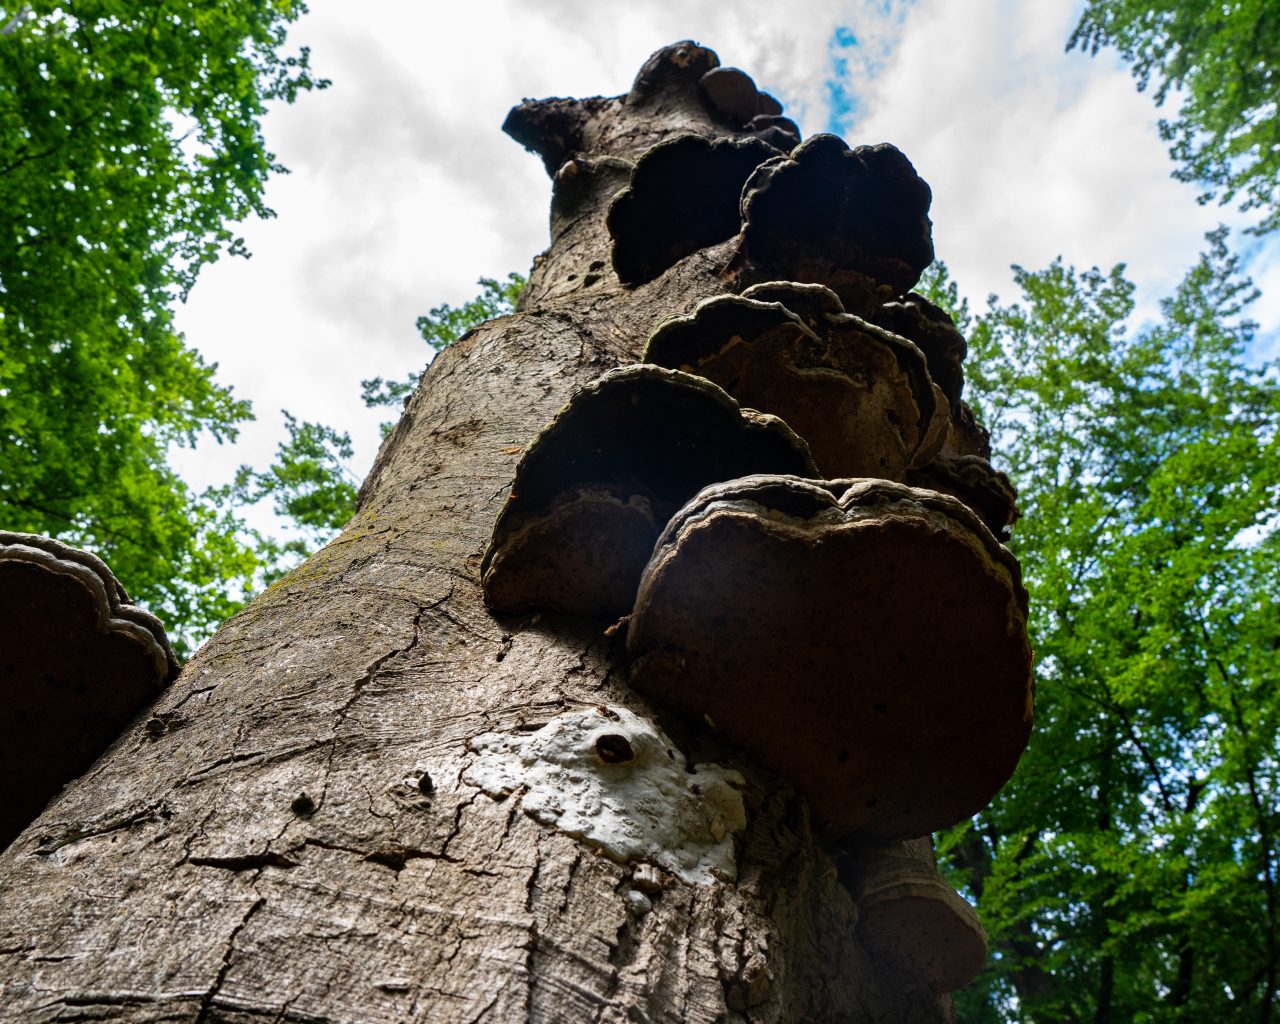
465,705 -> 746,884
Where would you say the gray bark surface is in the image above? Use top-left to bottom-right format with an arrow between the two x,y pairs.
0,43 -> 954,1023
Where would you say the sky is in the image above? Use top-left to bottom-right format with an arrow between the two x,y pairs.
168,0 -> 1280,538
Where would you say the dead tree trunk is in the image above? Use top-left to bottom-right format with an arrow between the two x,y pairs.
0,42 -> 1029,1022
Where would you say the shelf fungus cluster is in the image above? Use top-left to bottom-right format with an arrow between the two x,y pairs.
480,40 -> 1034,996
0,533 -> 179,847
480,364 -> 815,619
644,285 -> 948,479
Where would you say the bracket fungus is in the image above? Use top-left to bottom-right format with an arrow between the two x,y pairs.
847,840 -> 988,993
0,533 -> 178,847
943,400 -> 993,461
732,135 -> 934,314
698,66 -> 785,130
908,454 -> 1020,541
481,365 -> 816,619
644,289 -> 948,479
869,293 -> 968,407
607,133 -> 778,286
744,114 -> 801,153
739,280 -> 846,331
503,94 -> 616,177
465,705 -> 746,885
626,475 -> 1033,842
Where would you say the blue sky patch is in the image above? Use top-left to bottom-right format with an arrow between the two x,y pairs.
824,2 -> 914,138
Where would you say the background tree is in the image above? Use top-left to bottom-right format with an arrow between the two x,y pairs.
0,0 -> 324,650
922,231 -> 1280,1022
1070,0 -> 1280,233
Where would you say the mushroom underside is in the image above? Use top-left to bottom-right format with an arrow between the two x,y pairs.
854,854 -> 989,993
0,540 -> 175,848
482,367 -> 816,619
608,134 -> 777,286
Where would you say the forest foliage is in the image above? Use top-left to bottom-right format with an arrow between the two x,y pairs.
921,234 -> 1280,1022
1071,0 -> 1280,234
0,0 -> 521,653
0,0 -> 325,649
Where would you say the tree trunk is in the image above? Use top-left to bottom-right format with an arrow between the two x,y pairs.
0,43 -> 958,1022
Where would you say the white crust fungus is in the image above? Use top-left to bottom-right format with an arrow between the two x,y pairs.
465,705 -> 746,884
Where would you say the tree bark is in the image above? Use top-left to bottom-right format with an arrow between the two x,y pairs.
0,43 -> 955,1022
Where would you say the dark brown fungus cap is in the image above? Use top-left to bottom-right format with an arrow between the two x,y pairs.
756,93 -> 784,117
0,533 -> 179,848
698,67 -> 761,125
869,293 -> 968,406
627,475 -> 1033,842
741,284 -> 949,461
628,41 -> 720,106
747,114 -> 801,152
908,454 -> 1020,541
645,290 -> 949,479
698,67 -> 788,137
481,366 -> 816,620
850,844 -> 988,993
607,134 -> 778,286
944,400 -> 993,461
644,293 -> 815,368
734,135 -> 934,313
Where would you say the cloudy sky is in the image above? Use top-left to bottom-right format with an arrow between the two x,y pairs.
169,0 -> 1280,535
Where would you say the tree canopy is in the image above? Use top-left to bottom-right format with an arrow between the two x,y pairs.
921,231 -> 1280,1021
0,0 -> 324,650
1070,0 -> 1280,233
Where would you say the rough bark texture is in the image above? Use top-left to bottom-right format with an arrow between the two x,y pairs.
0,43 -> 960,1022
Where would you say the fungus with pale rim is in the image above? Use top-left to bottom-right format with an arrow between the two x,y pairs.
848,840 -> 988,993
731,135 -> 934,315
626,475 -> 1032,842
869,293 -> 968,407
481,366 -> 816,620
644,288 -> 948,479
0,533 -> 179,848
909,454 -> 1020,541
739,280 -> 845,331
607,134 -> 778,286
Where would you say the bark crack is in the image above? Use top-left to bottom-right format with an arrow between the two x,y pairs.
33,799 -> 171,856
318,596 -> 441,811
194,896 -> 265,1024
520,836 -> 543,1023
181,738 -> 331,786
301,836 -> 458,871
188,850 -> 298,872
168,683 -> 217,715
441,789 -> 483,860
